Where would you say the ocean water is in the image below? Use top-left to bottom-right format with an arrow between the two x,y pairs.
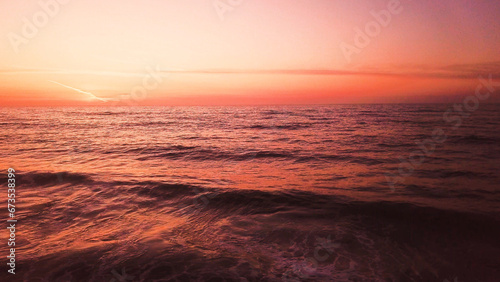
0,104 -> 499,281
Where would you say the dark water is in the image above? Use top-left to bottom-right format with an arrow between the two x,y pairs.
0,104 -> 499,281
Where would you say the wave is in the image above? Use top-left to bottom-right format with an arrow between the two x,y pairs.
119,181 -> 500,224
15,174 -> 500,281
414,168 -> 490,179
377,142 -> 415,148
243,123 -> 312,130
449,134 -> 500,144
136,149 -> 294,161
134,149 -> 394,164
15,171 -> 93,186
317,154 -> 393,165
22,172 -> 496,226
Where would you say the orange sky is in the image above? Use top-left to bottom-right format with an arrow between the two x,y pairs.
1,0 -> 499,106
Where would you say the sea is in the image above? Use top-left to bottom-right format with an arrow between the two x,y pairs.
0,104 -> 499,281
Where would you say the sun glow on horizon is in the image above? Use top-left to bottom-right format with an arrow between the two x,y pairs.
1,0 -> 500,106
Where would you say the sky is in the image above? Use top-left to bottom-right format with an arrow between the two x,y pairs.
1,0 -> 499,106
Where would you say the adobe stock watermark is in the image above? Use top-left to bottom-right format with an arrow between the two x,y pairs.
177,186 -> 217,217
213,0 -> 244,21
110,65 -> 164,107
340,0 -> 409,64
282,235 -> 340,281
110,267 -> 135,282
8,0 -> 71,54
385,74 -> 499,191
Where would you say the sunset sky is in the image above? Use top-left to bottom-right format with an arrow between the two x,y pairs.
1,0 -> 499,106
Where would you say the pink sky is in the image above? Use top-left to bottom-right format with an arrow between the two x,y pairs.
0,0 -> 499,106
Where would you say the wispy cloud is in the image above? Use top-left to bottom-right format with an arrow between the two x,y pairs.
1,62 -> 499,80
48,80 -> 110,102
159,62 -> 500,79
0,67 -> 179,78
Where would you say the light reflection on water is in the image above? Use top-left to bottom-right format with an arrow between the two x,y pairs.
1,105 -> 499,281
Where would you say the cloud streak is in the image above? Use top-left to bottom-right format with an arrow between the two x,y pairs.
158,62 -> 500,80
1,62 -> 499,80
48,80 -> 109,102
